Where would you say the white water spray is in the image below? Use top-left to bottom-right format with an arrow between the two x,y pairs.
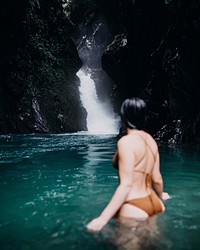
77,69 -> 119,134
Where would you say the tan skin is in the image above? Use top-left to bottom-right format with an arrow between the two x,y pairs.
86,128 -> 170,231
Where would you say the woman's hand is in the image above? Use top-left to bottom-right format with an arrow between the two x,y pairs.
161,192 -> 171,200
86,216 -> 107,232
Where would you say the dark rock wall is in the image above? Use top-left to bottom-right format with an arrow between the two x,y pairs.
100,0 -> 200,143
0,0 -> 87,134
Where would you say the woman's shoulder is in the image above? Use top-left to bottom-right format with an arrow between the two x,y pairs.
118,133 -> 140,142
117,133 -> 143,151
144,132 -> 158,153
145,132 -> 157,144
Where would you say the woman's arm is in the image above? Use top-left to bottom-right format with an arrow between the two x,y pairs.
152,153 -> 163,198
86,137 -> 134,231
152,152 -> 170,200
112,151 -> 118,169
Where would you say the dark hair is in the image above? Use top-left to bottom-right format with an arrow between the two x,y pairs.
120,97 -> 146,130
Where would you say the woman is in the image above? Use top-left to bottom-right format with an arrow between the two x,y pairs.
86,97 -> 170,231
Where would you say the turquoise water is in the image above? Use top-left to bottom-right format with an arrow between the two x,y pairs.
0,134 -> 200,250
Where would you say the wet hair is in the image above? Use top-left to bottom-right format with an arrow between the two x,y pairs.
120,97 -> 146,130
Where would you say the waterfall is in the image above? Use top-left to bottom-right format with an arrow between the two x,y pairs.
77,69 -> 119,134
74,16 -> 119,134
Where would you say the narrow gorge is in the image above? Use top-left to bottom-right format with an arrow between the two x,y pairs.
1,0 -> 200,143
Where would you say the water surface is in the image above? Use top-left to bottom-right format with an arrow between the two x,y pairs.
0,134 -> 200,249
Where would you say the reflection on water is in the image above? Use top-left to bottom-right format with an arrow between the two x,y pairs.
0,134 -> 200,250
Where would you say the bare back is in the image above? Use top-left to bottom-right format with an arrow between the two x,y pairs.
118,131 -> 158,201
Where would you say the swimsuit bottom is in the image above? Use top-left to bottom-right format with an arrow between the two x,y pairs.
125,190 -> 163,216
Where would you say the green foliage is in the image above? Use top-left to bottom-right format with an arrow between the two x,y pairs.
10,0 -> 75,89
0,0 -> 80,94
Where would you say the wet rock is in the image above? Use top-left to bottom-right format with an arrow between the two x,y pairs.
101,0 -> 200,143
0,0 -> 87,134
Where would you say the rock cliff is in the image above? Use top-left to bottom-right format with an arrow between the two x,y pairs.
1,0 -> 200,143
0,0 -> 87,133
100,0 -> 200,143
